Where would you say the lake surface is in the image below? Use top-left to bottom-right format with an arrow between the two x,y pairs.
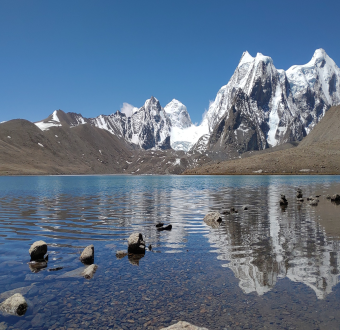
1,175 -> 340,330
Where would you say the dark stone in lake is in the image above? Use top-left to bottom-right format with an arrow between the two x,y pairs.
156,223 -> 164,228
157,225 -> 172,231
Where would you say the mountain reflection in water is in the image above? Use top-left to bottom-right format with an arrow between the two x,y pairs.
207,182 -> 340,299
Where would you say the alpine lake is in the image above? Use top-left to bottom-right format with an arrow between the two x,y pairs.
0,175 -> 340,330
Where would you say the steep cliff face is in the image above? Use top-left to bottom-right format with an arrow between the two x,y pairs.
195,49 -> 340,156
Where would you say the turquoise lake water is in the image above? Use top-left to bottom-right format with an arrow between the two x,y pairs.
0,175 -> 340,329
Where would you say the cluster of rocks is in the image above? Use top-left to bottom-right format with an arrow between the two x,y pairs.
327,194 -> 340,203
0,240 -> 99,317
307,196 -> 319,206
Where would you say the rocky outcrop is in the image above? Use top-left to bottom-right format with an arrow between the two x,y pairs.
29,240 -> 47,261
0,293 -> 28,316
80,245 -> 94,265
160,321 -> 208,330
127,233 -> 145,254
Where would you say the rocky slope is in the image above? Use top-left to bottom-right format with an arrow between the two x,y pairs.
0,117 -> 211,175
184,105 -> 340,175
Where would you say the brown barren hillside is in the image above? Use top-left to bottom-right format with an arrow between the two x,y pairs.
183,105 -> 340,175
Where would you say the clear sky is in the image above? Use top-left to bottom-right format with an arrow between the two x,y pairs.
1,0 -> 339,124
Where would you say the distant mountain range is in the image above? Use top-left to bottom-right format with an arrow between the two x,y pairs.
1,48 -> 340,175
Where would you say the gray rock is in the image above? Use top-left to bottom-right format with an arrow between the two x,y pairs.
309,199 -> 319,206
297,198 -> 304,202
82,264 -> 98,279
116,251 -> 128,259
29,241 -> 47,261
0,293 -> 28,316
331,194 -> 340,202
203,212 -> 222,228
243,205 -> 249,210
80,245 -> 94,264
160,321 -> 208,330
127,233 -> 145,254
326,194 -> 332,199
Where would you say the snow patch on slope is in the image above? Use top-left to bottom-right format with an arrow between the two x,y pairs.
35,110 -> 62,131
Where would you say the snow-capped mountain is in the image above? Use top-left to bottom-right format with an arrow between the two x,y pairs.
35,97 -> 172,150
34,49 -> 340,155
195,48 -> 340,154
164,99 -> 209,151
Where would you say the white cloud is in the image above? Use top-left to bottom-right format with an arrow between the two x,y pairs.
120,103 -> 138,117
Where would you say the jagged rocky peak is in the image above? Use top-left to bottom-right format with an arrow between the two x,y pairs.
164,99 -> 192,129
198,48 -> 340,157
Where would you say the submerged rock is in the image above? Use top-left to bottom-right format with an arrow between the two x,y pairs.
80,245 -> 94,265
160,321 -> 208,330
82,264 -> 98,279
128,233 -> 145,254
116,251 -> 128,259
203,212 -> 222,228
0,293 -> 28,316
29,241 -> 47,261
156,223 -> 164,228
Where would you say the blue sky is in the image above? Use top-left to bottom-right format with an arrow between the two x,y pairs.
1,0 -> 339,124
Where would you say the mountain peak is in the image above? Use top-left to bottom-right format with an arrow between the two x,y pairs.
255,52 -> 273,65
238,51 -> 254,67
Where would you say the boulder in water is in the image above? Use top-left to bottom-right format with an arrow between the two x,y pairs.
0,293 -> 28,316
128,233 -> 145,254
203,212 -> 222,228
29,241 -> 47,261
157,224 -> 172,231
80,245 -> 94,265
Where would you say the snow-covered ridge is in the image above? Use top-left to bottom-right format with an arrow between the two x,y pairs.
35,110 -> 62,131
199,48 -> 340,153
